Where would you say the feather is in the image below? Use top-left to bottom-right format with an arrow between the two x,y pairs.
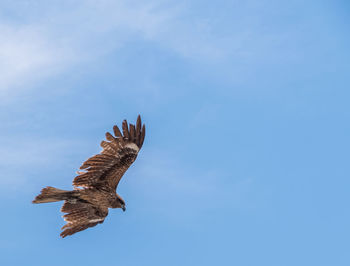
100,140 -> 114,151
79,154 -> 114,169
136,115 -> 141,146
113,125 -> 123,138
140,124 -> 146,147
122,120 -> 129,140
60,201 -> 108,237
105,132 -> 115,141
100,140 -> 119,154
61,222 -> 99,238
129,124 -> 136,142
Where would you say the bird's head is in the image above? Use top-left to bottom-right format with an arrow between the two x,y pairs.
116,195 -> 126,212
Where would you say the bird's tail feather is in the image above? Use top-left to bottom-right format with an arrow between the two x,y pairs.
32,186 -> 73,204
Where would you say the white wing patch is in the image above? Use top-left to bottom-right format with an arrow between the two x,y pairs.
89,218 -> 105,223
125,142 -> 139,152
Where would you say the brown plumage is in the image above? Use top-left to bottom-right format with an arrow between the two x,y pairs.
33,115 -> 145,238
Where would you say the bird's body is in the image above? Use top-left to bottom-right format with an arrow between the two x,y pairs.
33,115 -> 145,238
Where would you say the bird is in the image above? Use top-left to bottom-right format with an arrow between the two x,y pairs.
32,115 -> 145,238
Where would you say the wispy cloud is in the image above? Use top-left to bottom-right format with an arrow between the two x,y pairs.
0,24 -> 75,95
0,0 -> 226,97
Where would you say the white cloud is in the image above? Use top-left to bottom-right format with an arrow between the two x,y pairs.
0,24 -> 74,95
0,0 -> 226,96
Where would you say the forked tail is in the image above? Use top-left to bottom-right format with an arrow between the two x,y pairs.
32,186 -> 73,204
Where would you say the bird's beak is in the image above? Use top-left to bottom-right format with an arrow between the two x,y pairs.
122,206 -> 126,212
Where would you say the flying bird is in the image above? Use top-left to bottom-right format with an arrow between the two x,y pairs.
33,115 -> 145,238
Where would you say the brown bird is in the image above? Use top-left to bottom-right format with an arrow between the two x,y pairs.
33,115 -> 145,238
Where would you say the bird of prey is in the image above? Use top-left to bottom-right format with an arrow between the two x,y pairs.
33,115 -> 145,238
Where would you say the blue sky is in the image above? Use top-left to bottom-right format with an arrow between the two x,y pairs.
0,0 -> 349,265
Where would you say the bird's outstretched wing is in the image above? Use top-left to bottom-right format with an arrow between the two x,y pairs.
60,201 -> 108,238
73,115 -> 145,191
